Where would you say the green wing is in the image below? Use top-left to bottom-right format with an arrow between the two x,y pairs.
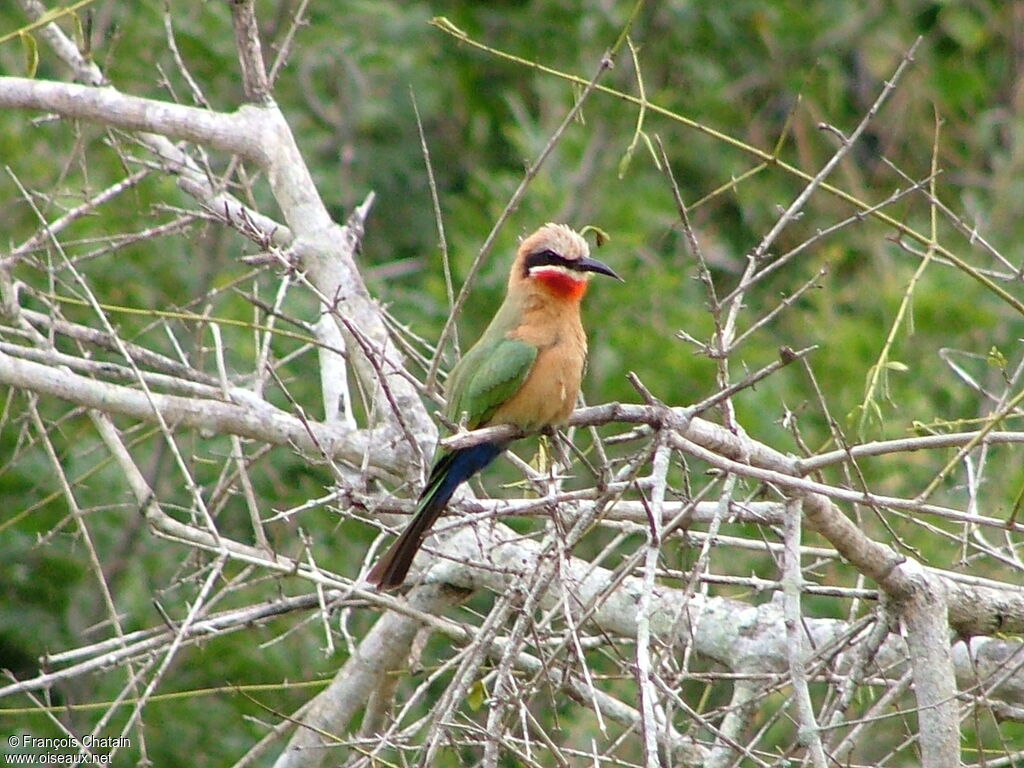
446,337 -> 537,429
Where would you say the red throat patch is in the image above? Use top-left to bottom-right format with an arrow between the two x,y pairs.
532,269 -> 589,301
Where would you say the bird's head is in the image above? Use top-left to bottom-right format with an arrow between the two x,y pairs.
511,223 -> 623,301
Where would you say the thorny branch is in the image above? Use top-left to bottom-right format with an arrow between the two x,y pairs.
0,7 -> 1021,768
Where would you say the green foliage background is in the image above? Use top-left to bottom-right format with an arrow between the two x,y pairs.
1,0 -> 1022,765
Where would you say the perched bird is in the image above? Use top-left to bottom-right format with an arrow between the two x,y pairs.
366,223 -> 622,590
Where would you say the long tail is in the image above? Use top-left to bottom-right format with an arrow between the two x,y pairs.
366,442 -> 505,590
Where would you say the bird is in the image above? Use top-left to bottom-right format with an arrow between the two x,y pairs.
366,223 -> 622,591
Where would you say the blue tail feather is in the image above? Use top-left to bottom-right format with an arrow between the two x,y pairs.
421,442 -> 505,515
366,441 -> 506,590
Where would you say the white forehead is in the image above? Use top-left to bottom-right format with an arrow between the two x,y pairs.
524,223 -> 590,261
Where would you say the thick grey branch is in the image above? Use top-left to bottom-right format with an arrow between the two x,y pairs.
272,585 -> 465,768
0,76 -> 269,162
0,347 -> 407,473
895,561 -> 962,767
437,403 -> 1024,635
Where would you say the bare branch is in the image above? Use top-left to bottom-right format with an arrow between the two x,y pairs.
0,347 -> 402,471
0,76 -> 268,161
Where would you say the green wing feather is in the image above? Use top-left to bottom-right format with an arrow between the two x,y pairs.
446,337 -> 537,428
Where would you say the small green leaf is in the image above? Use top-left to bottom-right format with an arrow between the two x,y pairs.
467,679 -> 486,711
884,360 -> 909,372
987,346 -> 1007,370
72,11 -> 91,58
617,143 -> 636,178
20,32 -> 39,78
580,225 -> 610,247
532,437 -> 551,473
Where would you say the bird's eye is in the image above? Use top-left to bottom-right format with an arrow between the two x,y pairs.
524,248 -> 568,273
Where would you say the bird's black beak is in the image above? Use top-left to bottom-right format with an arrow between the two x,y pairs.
576,256 -> 624,281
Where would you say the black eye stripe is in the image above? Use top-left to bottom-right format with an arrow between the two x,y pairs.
523,248 -> 573,276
